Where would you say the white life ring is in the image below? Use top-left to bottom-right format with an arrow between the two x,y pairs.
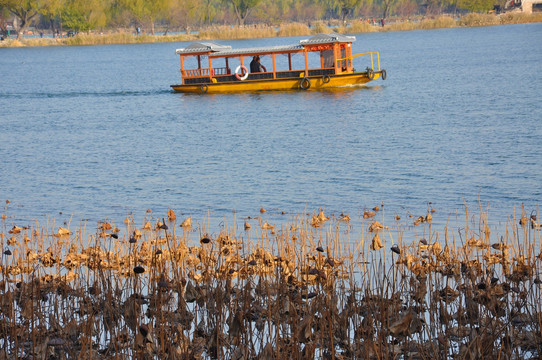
235,65 -> 249,81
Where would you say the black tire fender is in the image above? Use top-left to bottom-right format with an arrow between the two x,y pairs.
322,75 -> 331,83
300,77 -> 311,90
200,84 -> 208,93
381,69 -> 387,80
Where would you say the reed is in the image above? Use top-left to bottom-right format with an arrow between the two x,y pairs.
498,11 -> 542,24
1,202 -> 541,358
308,21 -> 333,35
198,25 -> 276,40
387,15 -> 458,31
64,32 -> 140,45
458,13 -> 501,27
342,20 -> 378,34
277,22 -> 312,37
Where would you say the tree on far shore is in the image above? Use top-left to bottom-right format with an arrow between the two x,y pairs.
0,0 -> 40,39
378,0 -> 400,19
224,0 -> 262,25
321,0 -> 370,24
457,0 -> 494,12
120,0 -> 171,34
1,5 -> 10,36
40,0 -> 64,36
62,0 -> 107,33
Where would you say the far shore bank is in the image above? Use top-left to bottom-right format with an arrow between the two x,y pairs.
1,12 -> 542,48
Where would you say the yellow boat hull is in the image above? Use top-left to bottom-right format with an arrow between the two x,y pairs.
170,72 -> 382,94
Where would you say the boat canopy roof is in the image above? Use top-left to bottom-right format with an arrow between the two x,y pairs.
175,42 -> 232,55
210,44 -> 304,57
175,33 -> 356,56
299,33 -> 356,45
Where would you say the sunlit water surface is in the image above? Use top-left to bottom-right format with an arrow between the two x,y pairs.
1,24 -> 541,233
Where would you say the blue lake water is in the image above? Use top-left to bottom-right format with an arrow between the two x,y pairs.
1,24 -> 541,231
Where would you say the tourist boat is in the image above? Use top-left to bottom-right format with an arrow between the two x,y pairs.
170,33 -> 386,93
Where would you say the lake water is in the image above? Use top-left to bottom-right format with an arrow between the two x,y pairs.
1,24 -> 541,232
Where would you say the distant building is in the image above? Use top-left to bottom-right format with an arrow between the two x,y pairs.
521,0 -> 542,13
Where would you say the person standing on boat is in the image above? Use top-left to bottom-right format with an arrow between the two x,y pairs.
250,56 -> 262,73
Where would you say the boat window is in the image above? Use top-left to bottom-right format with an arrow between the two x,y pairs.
274,51 -> 320,71
305,50 -> 322,70
322,50 -> 334,68
274,52 -> 299,71
181,55 -> 213,77
339,47 -> 347,70
182,55 -> 206,69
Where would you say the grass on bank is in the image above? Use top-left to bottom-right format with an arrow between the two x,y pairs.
1,12 -> 541,48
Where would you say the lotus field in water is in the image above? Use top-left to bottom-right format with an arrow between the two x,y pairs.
1,202 -> 541,359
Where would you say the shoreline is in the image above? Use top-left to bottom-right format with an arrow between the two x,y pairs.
1,12 -> 542,48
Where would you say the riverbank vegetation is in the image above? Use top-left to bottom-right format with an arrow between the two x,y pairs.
1,0 -> 541,47
1,201 -> 541,358
1,12 -> 542,47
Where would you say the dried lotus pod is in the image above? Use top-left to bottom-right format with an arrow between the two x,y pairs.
133,265 -> 145,274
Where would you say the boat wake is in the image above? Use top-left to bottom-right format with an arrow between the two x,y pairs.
1,89 -> 171,99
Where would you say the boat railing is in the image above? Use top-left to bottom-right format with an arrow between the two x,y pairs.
337,52 -> 381,71
183,68 -> 212,77
211,67 -> 230,75
182,66 -> 339,84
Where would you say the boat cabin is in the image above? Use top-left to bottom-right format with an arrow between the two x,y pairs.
175,33 -> 359,85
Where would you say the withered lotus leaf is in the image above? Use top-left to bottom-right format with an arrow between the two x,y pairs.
139,323 -> 149,337
491,243 -> 508,251
48,338 -> 66,347
100,222 -> 112,230
8,226 -> 22,234
57,227 -> 71,236
184,281 -> 197,303
370,234 -> 384,251
389,311 -> 413,338
368,221 -> 383,232
180,217 -> 192,228
158,280 -> 170,289
297,316 -> 312,343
